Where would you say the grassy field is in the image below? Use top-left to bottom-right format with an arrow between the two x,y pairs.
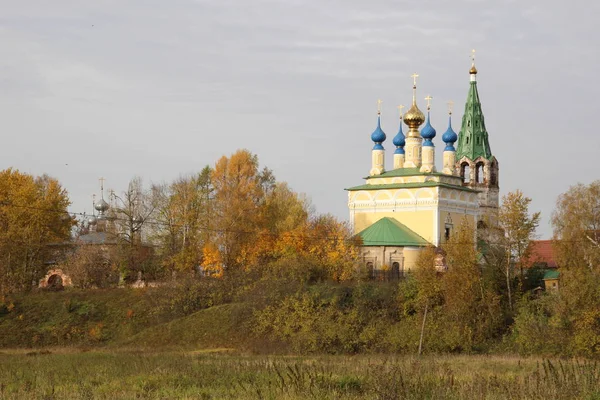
1,350 -> 599,399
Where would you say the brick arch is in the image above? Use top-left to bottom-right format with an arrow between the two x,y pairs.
39,269 -> 72,289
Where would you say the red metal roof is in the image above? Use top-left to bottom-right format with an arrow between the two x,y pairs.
524,240 -> 557,268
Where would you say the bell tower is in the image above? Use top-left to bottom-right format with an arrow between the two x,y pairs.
455,51 -> 499,226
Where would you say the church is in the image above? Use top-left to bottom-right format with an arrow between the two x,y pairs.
346,58 -> 499,275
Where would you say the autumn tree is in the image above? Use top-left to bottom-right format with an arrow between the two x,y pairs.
60,245 -> 119,289
0,169 -> 73,293
210,150 -> 269,269
412,247 -> 441,355
151,167 -> 214,273
496,190 -> 540,310
272,214 -> 360,282
552,181 -> 600,270
236,182 -> 311,268
107,177 -> 155,279
442,219 -> 502,350
550,181 -> 600,355
512,182 -> 600,357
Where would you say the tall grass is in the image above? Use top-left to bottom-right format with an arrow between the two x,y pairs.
0,351 -> 598,399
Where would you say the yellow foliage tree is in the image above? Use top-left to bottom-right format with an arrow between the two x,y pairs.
201,242 -> 224,278
211,150 -> 265,269
0,169 -> 73,293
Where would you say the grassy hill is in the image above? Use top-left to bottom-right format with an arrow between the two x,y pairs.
119,303 -> 251,350
0,287 -> 253,350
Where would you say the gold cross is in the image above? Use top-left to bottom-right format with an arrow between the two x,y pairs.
411,73 -> 419,86
397,104 -> 405,118
99,177 -> 105,190
471,49 -> 476,64
377,99 -> 383,114
447,100 -> 454,115
425,95 -> 433,110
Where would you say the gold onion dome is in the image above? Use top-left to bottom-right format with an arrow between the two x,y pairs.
403,103 -> 425,129
470,63 -> 478,75
403,73 -> 425,130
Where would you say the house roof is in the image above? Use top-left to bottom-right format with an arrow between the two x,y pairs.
524,240 -> 557,268
543,269 -> 560,280
76,232 -> 119,245
357,217 -> 430,247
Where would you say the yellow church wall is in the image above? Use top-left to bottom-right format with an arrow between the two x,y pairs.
403,247 -> 423,271
349,187 -> 436,204
352,192 -> 372,202
438,210 -> 476,244
353,209 -> 435,243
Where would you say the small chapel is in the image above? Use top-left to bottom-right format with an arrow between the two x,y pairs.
346,56 -> 499,275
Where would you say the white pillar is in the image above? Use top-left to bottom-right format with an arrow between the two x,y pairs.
370,149 -> 385,176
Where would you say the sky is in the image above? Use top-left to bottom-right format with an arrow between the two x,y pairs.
1,0 -> 599,239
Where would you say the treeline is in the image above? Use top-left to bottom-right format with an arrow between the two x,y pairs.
2,151 -> 600,357
0,150 -> 358,292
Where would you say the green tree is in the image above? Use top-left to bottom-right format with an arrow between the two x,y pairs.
0,169 -> 72,293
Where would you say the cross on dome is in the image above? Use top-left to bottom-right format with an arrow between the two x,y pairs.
397,104 -> 405,118
411,73 -> 419,86
425,95 -> 433,111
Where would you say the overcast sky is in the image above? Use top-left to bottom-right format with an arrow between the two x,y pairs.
1,0 -> 599,238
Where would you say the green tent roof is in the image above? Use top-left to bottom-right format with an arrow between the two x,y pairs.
357,217 -> 430,247
543,270 -> 560,280
455,80 -> 493,161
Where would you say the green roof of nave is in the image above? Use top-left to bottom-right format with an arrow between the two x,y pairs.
345,180 -> 478,192
357,217 -> 429,247
455,81 -> 493,161
364,167 -> 445,179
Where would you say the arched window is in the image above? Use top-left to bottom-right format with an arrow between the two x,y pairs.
490,162 -> 498,186
461,163 -> 471,183
392,262 -> 400,279
366,262 -> 374,279
476,163 -> 485,184
47,274 -> 64,291
477,220 -> 487,229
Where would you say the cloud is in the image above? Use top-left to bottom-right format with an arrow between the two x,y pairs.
0,0 -> 599,238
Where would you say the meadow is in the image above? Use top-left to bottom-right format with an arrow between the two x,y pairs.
1,350 -> 599,399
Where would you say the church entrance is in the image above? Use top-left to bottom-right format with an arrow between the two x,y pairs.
46,274 -> 64,291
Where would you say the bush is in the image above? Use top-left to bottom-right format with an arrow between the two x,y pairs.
61,245 -> 120,289
253,282 -> 399,354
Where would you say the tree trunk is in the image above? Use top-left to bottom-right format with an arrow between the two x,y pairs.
418,303 -> 428,356
506,253 -> 513,311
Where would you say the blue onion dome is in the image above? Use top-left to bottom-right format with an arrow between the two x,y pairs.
442,115 -> 458,151
371,115 -> 386,150
393,119 -> 406,154
420,111 -> 436,147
